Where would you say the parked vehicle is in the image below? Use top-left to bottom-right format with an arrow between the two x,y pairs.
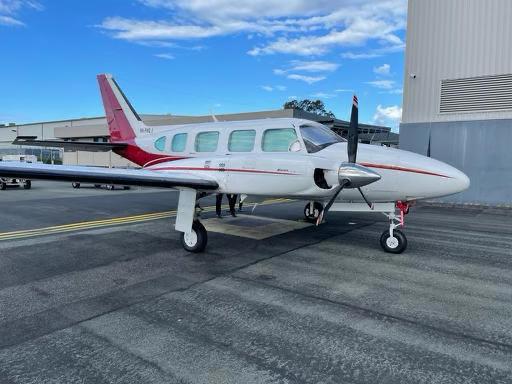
71,182 -> 130,191
0,155 -> 36,191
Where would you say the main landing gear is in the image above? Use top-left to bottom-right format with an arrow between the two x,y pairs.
180,220 -> 208,253
380,201 -> 410,254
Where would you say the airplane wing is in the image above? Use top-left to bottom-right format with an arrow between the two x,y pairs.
0,162 -> 219,190
13,138 -> 127,152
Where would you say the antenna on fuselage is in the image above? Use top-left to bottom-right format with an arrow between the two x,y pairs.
209,109 -> 219,122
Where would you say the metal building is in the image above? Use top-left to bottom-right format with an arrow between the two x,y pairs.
400,0 -> 512,204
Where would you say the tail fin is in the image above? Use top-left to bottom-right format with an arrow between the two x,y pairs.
97,74 -> 145,143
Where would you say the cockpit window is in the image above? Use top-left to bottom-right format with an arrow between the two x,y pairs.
299,124 -> 345,153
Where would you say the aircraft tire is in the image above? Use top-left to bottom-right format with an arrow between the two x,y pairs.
380,229 -> 407,254
180,221 -> 208,253
304,202 -> 323,223
23,180 -> 31,190
0,181 -> 6,190
72,182 -> 80,189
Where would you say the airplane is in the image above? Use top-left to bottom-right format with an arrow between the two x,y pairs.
0,74 -> 470,254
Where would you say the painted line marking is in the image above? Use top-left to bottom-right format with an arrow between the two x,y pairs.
0,198 -> 292,242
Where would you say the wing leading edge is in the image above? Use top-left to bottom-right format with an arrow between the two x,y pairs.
0,162 -> 219,190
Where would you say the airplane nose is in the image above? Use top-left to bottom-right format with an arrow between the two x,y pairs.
452,169 -> 470,193
436,165 -> 470,197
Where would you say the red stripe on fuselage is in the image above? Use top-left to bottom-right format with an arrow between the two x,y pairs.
150,166 -> 298,175
113,143 -> 188,167
359,162 -> 451,178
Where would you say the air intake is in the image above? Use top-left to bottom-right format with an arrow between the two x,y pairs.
440,73 -> 512,113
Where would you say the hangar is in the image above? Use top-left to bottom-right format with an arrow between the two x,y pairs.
400,0 -> 512,205
0,109 -> 395,168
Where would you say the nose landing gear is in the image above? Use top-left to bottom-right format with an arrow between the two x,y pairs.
304,201 -> 323,223
380,201 -> 411,254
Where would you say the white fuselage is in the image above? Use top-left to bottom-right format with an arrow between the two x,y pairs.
132,118 -> 469,203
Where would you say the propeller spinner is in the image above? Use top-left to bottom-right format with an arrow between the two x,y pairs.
317,95 -> 381,225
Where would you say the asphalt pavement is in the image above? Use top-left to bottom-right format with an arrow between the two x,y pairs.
0,181 -> 511,384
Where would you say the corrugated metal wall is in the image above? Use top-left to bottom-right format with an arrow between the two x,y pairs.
403,0 -> 512,123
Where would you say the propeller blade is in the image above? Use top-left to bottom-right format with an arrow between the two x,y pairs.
358,187 -> 374,209
347,94 -> 359,163
316,180 -> 349,226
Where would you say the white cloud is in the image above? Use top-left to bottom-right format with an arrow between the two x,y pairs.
335,88 -> 353,93
374,63 -> 391,76
388,88 -> 403,94
310,92 -> 336,99
366,79 -> 395,89
154,53 -> 175,60
0,0 -> 41,26
261,85 -> 286,92
342,51 -> 381,59
373,104 -> 402,127
0,14 -> 22,25
277,60 -> 339,73
98,0 -> 407,58
287,74 -> 325,84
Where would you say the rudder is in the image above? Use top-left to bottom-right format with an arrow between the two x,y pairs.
97,74 -> 145,143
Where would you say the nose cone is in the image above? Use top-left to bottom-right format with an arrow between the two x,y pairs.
448,167 -> 470,194
339,163 -> 381,188
429,159 -> 470,197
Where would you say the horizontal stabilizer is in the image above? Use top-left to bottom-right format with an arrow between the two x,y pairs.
0,162 -> 219,190
12,138 -> 127,152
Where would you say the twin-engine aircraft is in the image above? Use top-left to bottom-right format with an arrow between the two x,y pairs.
0,74 -> 470,253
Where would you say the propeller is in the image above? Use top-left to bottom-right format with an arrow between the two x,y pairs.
316,95 -> 380,225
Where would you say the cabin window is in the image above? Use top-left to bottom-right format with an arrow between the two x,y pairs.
171,133 -> 187,152
262,128 -> 298,152
195,131 -> 219,152
154,136 -> 166,151
228,130 -> 256,152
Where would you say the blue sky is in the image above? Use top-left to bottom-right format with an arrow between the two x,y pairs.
0,0 -> 406,130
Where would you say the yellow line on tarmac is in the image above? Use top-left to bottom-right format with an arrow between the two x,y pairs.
0,198 -> 291,241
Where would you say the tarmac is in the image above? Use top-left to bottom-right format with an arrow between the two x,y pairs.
0,181 -> 511,384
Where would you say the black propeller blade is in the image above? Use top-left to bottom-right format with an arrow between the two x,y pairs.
317,95 -> 376,225
347,94 -> 359,163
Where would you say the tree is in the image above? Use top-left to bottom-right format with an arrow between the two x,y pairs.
283,99 -> 335,118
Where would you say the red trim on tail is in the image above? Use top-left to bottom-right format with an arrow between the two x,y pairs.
97,74 -> 136,142
113,144 -> 187,168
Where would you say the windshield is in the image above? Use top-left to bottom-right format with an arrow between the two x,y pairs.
299,124 -> 345,153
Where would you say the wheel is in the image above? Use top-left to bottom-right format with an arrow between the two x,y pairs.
180,221 -> 208,253
380,229 -> 408,254
72,182 -> 80,189
304,202 -> 323,223
106,184 -> 115,190
23,180 -> 31,190
0,181 -> 6,191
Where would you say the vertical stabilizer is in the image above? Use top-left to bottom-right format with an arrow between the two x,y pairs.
97,74 -> 145,142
